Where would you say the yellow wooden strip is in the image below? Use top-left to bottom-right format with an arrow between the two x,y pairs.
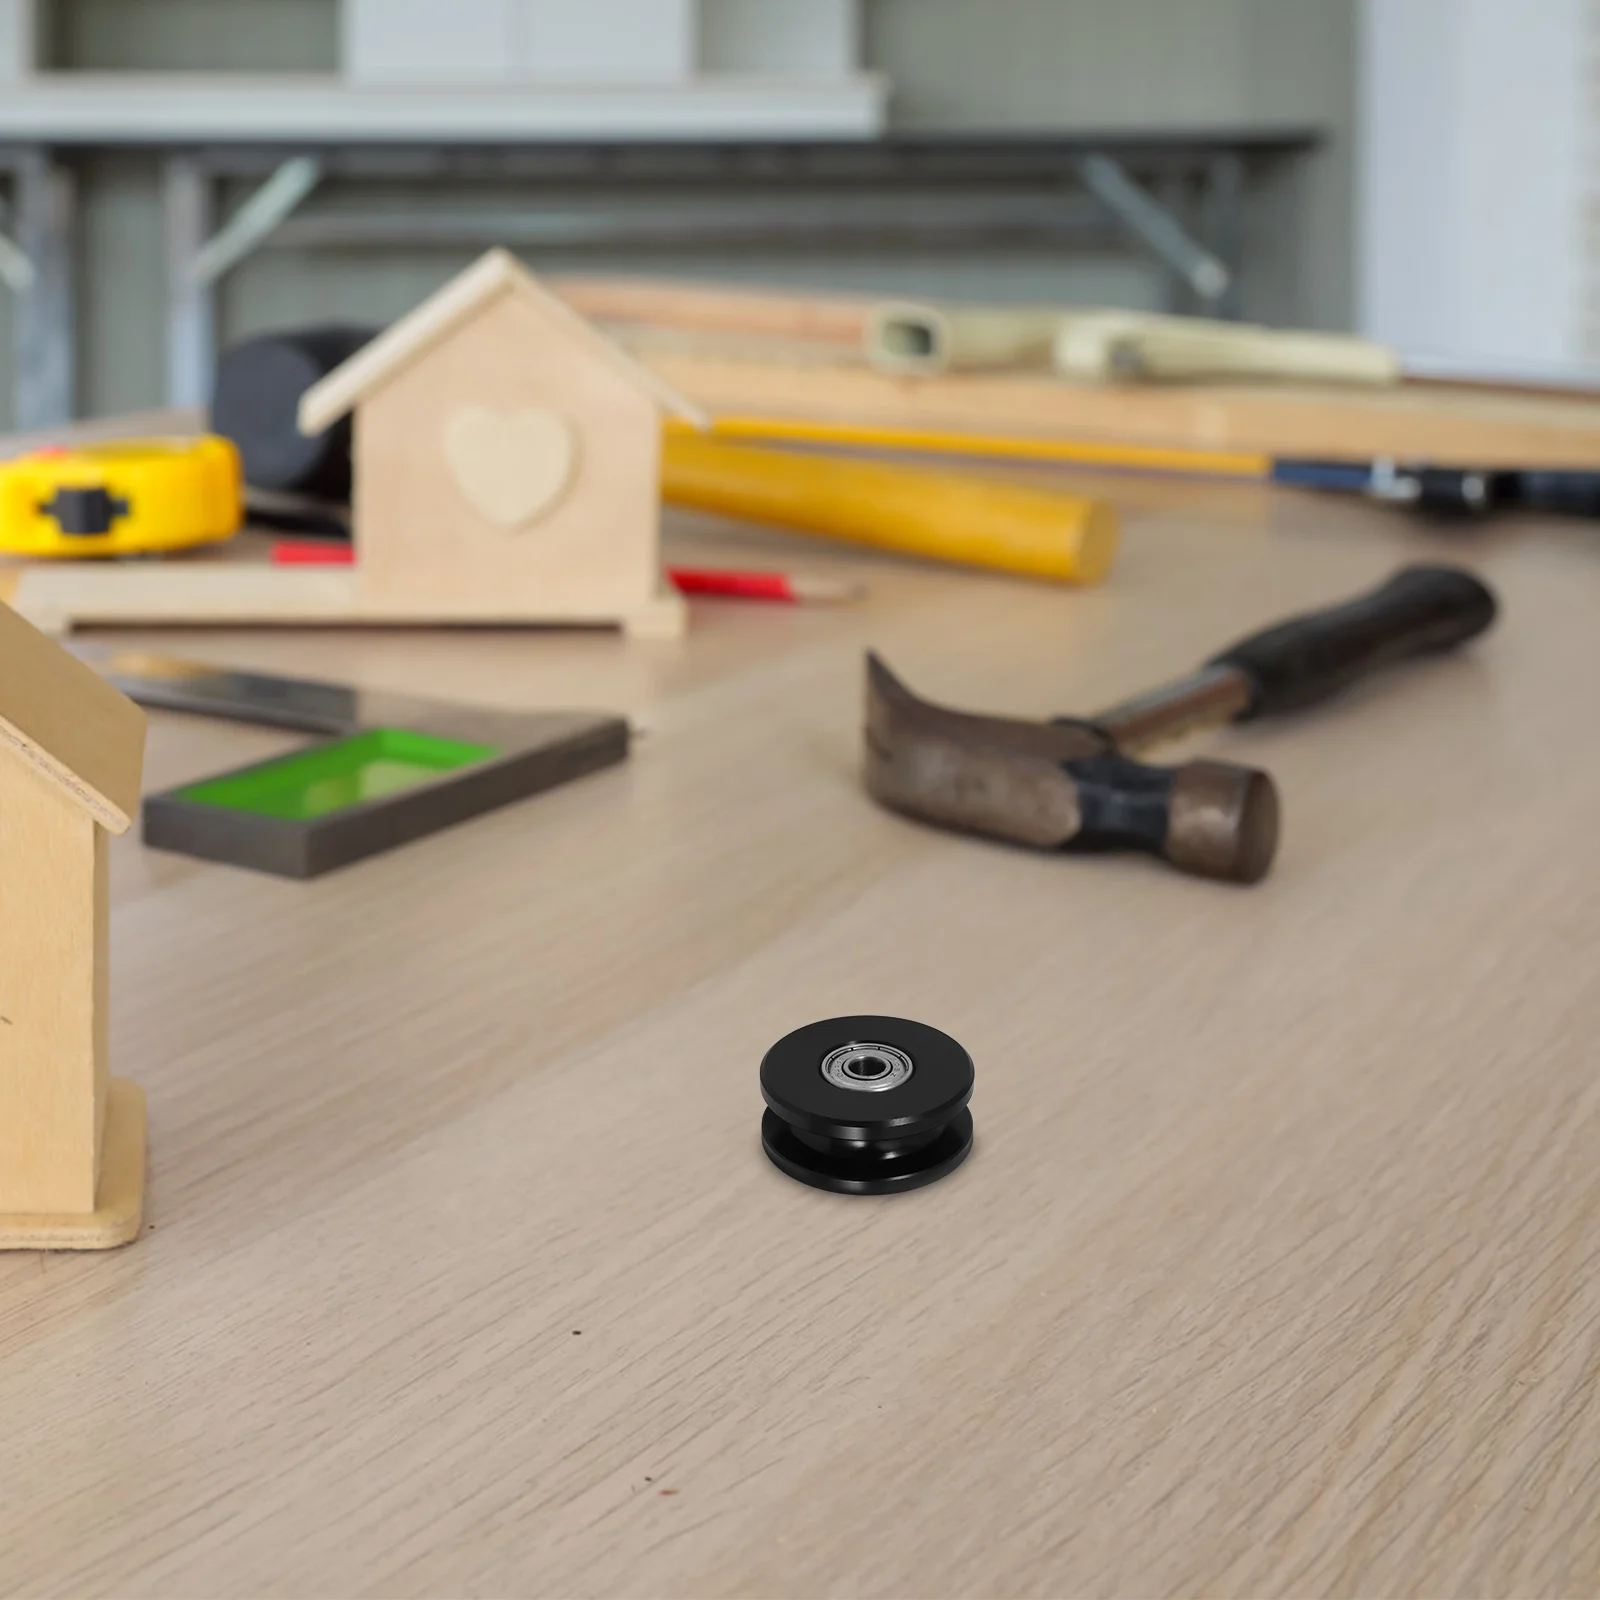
662,431 -> 1119,585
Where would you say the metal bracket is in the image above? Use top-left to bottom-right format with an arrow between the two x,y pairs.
167,155 -> 324,409
5,150 -> 75,427
193,155 -> 323,286
0,192 -> 32,290
0,226 -> 34,292
1078,153 -> 1232,311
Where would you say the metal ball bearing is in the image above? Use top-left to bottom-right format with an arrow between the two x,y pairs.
760,1015 -> 975,1195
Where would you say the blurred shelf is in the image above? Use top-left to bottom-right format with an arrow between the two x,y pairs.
0,121 -> 1320,431
0,73 -> 888,143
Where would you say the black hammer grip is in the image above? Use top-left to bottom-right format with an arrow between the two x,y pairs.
1207,564 -> 1497,720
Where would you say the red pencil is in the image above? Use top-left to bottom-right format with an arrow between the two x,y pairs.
271,540 -> 355,565
667,566 -> 861,604
270,542 -> 861,604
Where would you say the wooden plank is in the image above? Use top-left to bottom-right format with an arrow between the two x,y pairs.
4,560 -> 688,638
636,347 -> 1600,467
552,275 -> 871,346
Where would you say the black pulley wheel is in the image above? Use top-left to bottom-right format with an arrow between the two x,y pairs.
760,1015 -> 975,1195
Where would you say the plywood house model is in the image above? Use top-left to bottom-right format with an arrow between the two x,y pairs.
0,600 -> 147,1249
298,247 -> 706,637
8,253 -> 704,635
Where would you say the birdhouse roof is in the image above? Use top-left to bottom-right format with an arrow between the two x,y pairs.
0,602 -> 145,834
298,248 -> 709,437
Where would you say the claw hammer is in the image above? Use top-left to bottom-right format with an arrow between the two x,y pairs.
865,564 -> 1497,883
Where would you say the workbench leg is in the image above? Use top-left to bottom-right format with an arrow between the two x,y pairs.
11,147 -> 76,430
164,154 -> 216,413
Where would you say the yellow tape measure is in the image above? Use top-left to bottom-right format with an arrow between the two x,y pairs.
0,436 -> 243,558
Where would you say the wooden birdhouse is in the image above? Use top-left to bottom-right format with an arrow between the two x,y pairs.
297,247 -> 706,637
8,250 -> 704,637
0,600 -> 147,1249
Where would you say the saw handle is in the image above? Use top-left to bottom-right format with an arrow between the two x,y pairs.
1208,564 -> 1497,720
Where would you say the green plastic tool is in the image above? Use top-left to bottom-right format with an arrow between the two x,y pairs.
90,652 -> 630,880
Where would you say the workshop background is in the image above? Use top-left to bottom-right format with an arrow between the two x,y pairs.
0,0 -> 1586,428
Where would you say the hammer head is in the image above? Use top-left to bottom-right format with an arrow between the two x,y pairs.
863,653 -> 1279,885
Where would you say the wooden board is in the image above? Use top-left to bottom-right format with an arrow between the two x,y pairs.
3,422 -> 1600,1592
0,557 -> 688,639
633,345 -> 1600,468
556,275 -> 871,346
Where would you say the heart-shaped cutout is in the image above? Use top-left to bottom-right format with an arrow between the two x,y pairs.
443,405 -> 577,529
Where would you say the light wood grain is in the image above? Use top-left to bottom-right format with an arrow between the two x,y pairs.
442,405 -> 578,527
636,347 -> 1600,467
0,422 -> 1597,1594
552,274 -> 872,347
0,603 -> 145,1234
0,764 -> 103,1213
4,541 -> 689,639
337,252 -> 693,637
299,249 -> 704,438
0,597 -> 146,832
357,291 -> 666,618
0,1079 -> 146,1249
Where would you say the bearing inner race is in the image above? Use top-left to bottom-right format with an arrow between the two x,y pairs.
821,1041 -> 914,1092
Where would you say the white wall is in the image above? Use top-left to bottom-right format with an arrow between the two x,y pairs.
1360,0 -> 1588,375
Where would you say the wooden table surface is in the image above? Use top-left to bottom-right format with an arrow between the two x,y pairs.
2,452 -> 1598,1598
